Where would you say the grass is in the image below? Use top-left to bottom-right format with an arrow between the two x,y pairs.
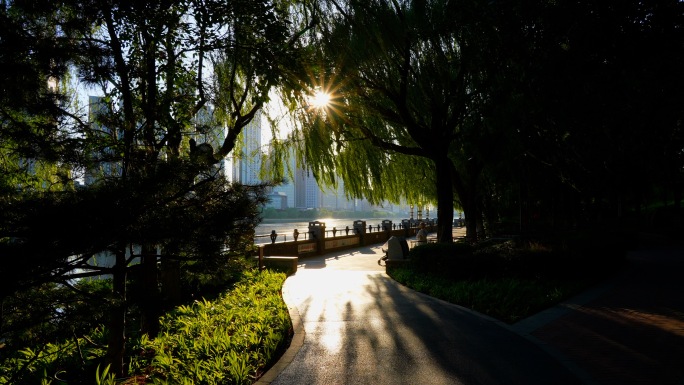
387,235 -> 628,324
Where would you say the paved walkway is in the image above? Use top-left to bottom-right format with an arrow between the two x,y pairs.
256,232 -> 684,385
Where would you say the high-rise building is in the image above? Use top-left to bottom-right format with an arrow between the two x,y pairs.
304,171 -> 319,208
293,166 -> 307,208
231,110 -> 263,184
319,179 -> 357,210
84,95 -> 121,185
269,155 -> 297,208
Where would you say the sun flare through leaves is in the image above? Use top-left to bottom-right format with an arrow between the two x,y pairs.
310,89 -> 331,109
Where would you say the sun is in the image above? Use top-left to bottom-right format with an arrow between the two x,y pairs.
303,71 -> 343,116
309,89 -> 332,109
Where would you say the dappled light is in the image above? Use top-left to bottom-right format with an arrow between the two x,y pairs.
273,247 -> 582,384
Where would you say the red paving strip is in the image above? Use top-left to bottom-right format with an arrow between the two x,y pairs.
531,250 -> 684,385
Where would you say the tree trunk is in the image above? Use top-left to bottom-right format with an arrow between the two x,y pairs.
475,203 -> 486,239
140,244 -> 159,337
106,246 -> 128,378
451,163 -> 478,242
461,195 -> 478,242
435,156 -> 454,243
161,254 -> 182,305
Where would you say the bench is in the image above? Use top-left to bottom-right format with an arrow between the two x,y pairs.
259,256 -> 299,274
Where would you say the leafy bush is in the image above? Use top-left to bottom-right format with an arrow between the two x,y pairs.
0,269 -> 291,385
180,254 -> 259,301
0,327 -> 110,385
0,279 -> 112,353
136,269 -> 291,385
407,242 -> 475,278
407,230 -> 629,282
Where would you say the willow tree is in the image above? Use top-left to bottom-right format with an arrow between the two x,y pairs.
280,0 -> 503,242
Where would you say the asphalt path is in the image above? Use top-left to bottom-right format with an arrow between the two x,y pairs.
257,244 -> 583,385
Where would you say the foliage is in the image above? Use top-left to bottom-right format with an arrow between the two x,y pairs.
2,0 -> 683,380
283,0 -> 478,241
179,252 -> 260,301
0,269 -> 290,385
0,165 -> 267,295
477,0 -> 684,233
0,0 -> 312,376
0,280 -> 111,353
279,0 -> 684,243
388,269 -> 584,324
134,269 -> 290,385
409,232 -> 629,281
408,243 -> 476,279
0,326 -> 110,385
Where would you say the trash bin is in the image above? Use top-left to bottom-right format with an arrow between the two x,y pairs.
308,221 -> 326,239
382,219 -> 393,232
353,220 -> 366,234
401,219 -> 410,230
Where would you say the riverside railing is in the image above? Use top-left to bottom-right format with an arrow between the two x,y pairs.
255,220 -> 432,244
255,218 -> 437,257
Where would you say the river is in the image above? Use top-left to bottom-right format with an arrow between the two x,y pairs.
72,216 -> 415,277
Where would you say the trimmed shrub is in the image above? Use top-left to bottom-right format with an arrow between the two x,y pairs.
408,242 -> 475,279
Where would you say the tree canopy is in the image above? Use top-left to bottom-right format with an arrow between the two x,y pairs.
1,0 -> 310,378
281,0 -> 684,241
